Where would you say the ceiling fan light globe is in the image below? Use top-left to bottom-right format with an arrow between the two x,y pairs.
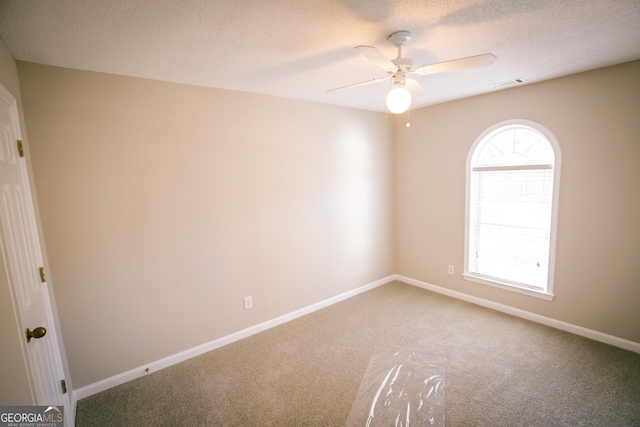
386,86 -> 411,114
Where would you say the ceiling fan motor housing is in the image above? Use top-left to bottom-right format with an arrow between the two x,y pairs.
392,57 -> 413,72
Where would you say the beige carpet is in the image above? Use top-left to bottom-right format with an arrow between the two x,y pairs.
76,281 -> 640,426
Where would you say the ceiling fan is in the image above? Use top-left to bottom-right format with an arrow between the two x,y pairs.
328,30 -> 496,114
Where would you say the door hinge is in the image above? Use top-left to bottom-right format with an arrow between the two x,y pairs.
39,267 -> 46,283
60,379 -> 67,394
17,140 -> 24,157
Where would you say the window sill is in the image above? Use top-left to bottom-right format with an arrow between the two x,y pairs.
462,273 -> 554,301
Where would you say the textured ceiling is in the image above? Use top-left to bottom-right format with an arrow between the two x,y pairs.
1,0 -> 639,112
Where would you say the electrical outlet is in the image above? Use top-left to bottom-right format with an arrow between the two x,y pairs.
243,296 -> 253,310
448,265 -> 455,275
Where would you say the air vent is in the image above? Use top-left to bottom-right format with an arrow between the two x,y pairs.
489,78 -> 527,89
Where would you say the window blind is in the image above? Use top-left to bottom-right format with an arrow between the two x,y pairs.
468,167 -> 553,289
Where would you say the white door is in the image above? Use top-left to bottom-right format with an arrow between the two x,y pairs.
0,84 -> 71,415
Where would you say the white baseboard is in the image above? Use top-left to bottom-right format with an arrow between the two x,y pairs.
73,273 -> 640,405
72,275 -> 395,403
394,274 -> 640,354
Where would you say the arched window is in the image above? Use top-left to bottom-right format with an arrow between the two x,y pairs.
464,120 -> 561,299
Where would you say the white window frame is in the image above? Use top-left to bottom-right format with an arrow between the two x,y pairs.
463,119 -> 561,300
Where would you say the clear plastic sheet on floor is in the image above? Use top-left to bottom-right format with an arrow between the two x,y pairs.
347,347 -> 445,427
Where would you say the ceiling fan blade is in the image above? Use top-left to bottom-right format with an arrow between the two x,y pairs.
414,53 -> 496,76
355,45 -> 398,73
406,78 -> 425,96
327,75 -> 391,93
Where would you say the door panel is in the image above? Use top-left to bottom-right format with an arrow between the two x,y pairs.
0,85 -> 69,411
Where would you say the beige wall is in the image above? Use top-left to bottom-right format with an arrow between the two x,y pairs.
17,62 -> 395,388
15,58 -> 640,392
0,38 -> 34,404
395,60 -> 640,343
